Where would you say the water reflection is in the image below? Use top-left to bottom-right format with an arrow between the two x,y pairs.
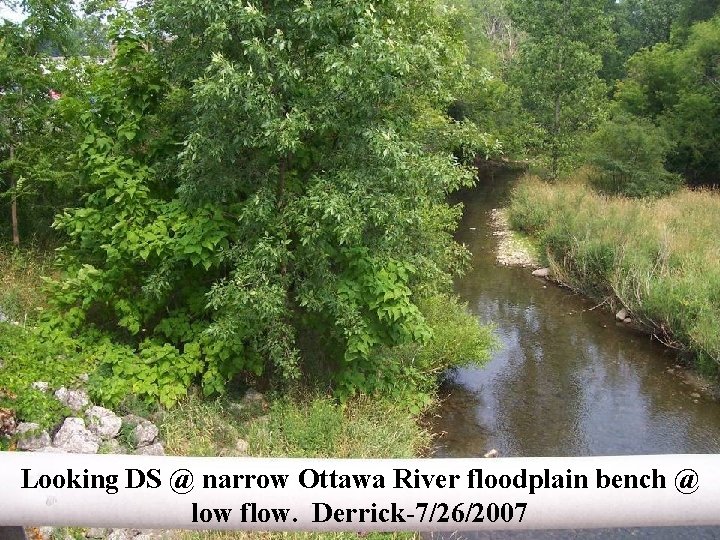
430,172 -> 720,539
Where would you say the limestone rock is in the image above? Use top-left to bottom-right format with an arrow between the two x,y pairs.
32,381 -> 50,392
243,388 -> 265,404
54,387 -> 90,412
38,526 -> 54,540
136,442 -> 165,456
86,406 -> 122,440
616,308 -> 629,322
53,418 -> 100,454
38,447 -> 68,453
107,530 -> 135,540
16,422 -> 51,451
134,421 -> 159,448
99,439 -> 124,454
235,439 -> 249,454
532,268 -> 551,278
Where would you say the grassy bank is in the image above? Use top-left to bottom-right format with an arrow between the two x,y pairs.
508,174 -> 720,375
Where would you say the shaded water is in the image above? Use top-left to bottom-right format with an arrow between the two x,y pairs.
429,172 -> 720,538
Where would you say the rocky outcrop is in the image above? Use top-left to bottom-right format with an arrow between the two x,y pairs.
15,422 -> 51,451
53,418 -> 101,454
86,406 -> 122,440
54,387 -> 90,412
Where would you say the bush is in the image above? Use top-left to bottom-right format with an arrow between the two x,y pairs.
333,294 -> 497,412
585,115 -> 682,198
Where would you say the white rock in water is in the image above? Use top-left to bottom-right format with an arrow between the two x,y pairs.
53,418 -> 100,454
484,449 -> 500,458
532,268 -> 550,278
86,406 -> 122,440
134,421 -> 159,448
55,387 -> 90,412
16,422 -> 51,451
616,308 -> 629,322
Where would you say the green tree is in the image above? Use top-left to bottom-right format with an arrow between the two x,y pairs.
509,0 -> 611,177
585,114 -> 681,197
0,0 -> 78,245
52,0 -> 489,400
616,15 -> 720,185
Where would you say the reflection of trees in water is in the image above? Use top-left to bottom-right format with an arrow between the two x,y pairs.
443,172 -> 720,459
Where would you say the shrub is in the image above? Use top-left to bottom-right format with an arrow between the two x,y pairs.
585,115 -> 682,198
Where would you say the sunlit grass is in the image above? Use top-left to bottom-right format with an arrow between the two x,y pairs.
508,174 -> 720,374
0,247 -> 55,324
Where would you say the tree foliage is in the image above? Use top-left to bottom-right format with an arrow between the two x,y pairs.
585,114 -> 682,197
616,15 -> 720,185
508,0 -> 611,177
45,1 -> 490,403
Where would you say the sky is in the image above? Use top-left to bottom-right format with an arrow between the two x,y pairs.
0,4 -> 24,23
0,0 -> 138,24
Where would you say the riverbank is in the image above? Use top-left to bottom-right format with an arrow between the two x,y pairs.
506,174 -> 720,377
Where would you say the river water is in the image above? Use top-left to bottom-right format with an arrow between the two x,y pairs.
429,171 -> 720,539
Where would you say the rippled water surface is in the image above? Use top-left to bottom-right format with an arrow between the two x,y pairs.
429,172 -> 720,539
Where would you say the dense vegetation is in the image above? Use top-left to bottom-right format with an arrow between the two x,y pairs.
509,175 -> 720,376
2,0 -> 720,462
1,0 -> 499,452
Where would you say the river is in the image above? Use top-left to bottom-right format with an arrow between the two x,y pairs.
429,171 -> 720,539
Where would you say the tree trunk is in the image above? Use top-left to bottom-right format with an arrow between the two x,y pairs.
9,146 -> 19,247
551,92 -> 562,179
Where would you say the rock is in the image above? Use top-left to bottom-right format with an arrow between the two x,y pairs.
134,421 -> 159,448
243,389 -> 265,404
85,529 -> 109,539
38,526 -> 54,540
99,439 -> 124,455
0,407 -> 16,436
235,439 -> 249,454
53,418 -> 100,454
484,449 -> 500,458
16,422 -> 51,451
532,268 -> 550,278
107,530 -> 135,540
624,318 -> 633,324
136,442 -> 165,456
38,447 -> 68,453
32,381 -> 50,392
86,406 -> 122,440
691,393 -> 701,399
54,387 -> 90,412
616,308 -> 629,322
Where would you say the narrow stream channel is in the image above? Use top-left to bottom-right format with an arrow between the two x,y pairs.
429,171 -> 720,539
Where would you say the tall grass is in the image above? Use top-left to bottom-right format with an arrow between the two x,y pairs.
160,393 -> 433,459
508,174 -> 720,375
0,247 -> 54,323
160,393 -> 429,540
